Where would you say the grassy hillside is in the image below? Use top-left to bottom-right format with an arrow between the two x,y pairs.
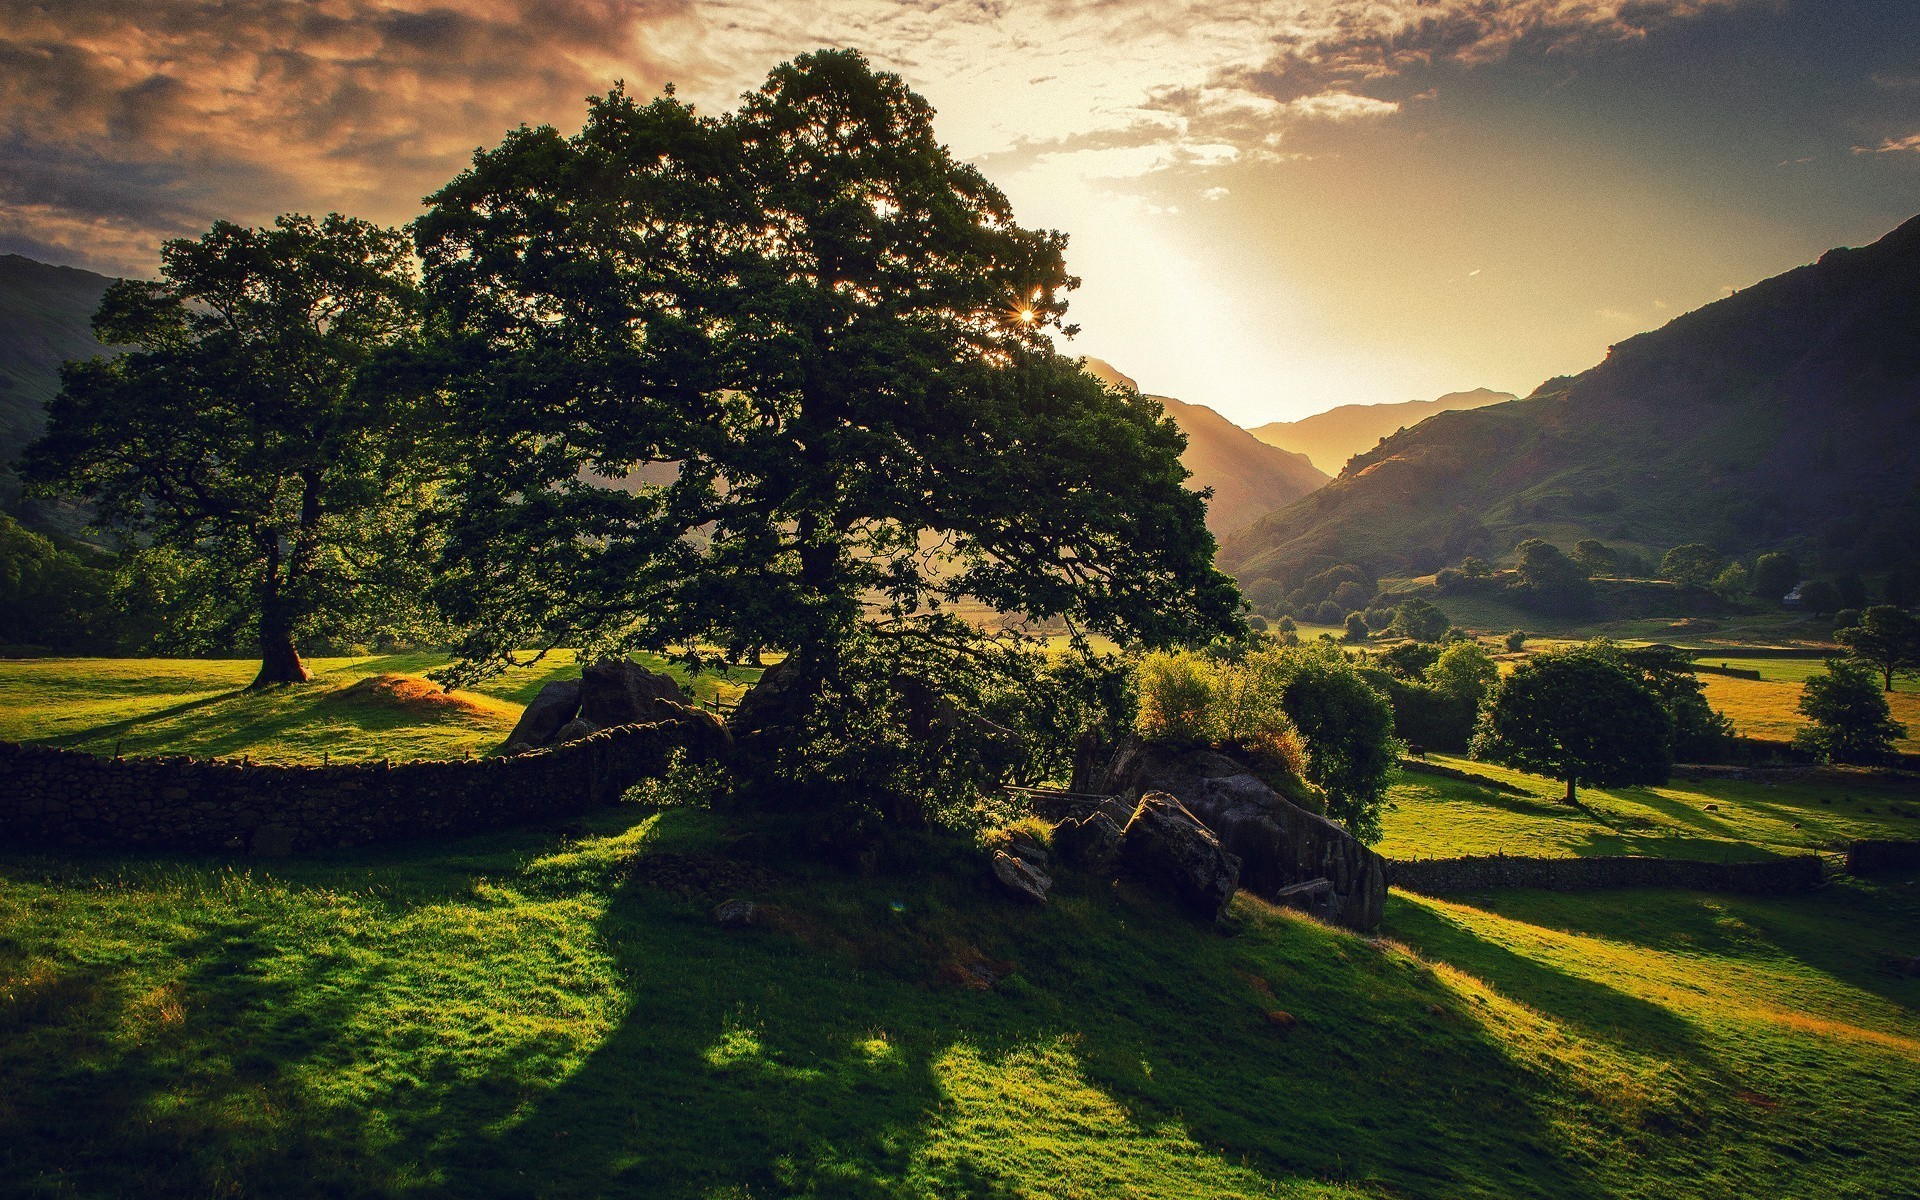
3,802 -> 1916,1198
1380,753 -> 1920,863
1248,388 -> 1515,475
1221,214 -> 1920,586
1081,357 -> 1328,536
0,653 -> 759,763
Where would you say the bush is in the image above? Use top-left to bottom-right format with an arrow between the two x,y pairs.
1238,643 -> 1401,841
1343,612 -> 1370,642
1506,630 -> 1528,652
1134,649 -> 1216,745
1434,567 -> 1465,593
1796,659 -> 1907,764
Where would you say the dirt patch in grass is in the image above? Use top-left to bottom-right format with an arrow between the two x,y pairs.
329,674 -> 496,719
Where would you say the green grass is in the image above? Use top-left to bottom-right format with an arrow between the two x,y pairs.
0,653 -> 761,764
2,806 -> 1916,1198
1379,754 -> 1920,864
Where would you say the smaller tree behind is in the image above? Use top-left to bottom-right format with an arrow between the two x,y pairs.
1795,658 -> 1906,764
1661,543 -> 1725,588
1752,552 -> 1798,603
27,214 -> 427,687
1835,606 -> 1920,692
1472,648 -> 1673,804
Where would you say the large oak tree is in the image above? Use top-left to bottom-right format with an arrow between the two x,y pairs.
415,52 -> 1240,718
27,214 -> 428,687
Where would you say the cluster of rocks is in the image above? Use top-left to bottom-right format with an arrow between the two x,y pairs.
990,739 -> 1390,932
505,657 -> 701,753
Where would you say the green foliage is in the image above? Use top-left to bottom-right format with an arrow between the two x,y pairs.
1598,642 -> 1735,762
1342,611 -> 1369,642
1834,605 -> 1920,692
1711,562 -> 1751,599
1752,552 -> 1799,602
0,512 -> 114,650
1459,556 -> 1491,578
1505,629 -> 1528,652
1795,658 -> 1908,764
1239,643 -> 1400,841
1389,596 -> 1450,642
1134,648 -> 1217,745
25,214 -> 432,686
1510,539 -> 1594,616
416,53 -> 1238,697
1572,539 -> 1620,577
1472,646 -> 1673,801
1426,642 -> 1499,708
1377,641 -> 1441,679
1661,543 -> 1726,588
1797,578 -> 1840,613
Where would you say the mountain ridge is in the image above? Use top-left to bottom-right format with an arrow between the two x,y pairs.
1249,387 -> 1517,475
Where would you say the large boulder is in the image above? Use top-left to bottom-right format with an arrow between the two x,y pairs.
1095,740 -> 1388,932
502,679 -> 583,753
579,657 -> 693,728
1051,809 -> 1124,872
1120,792 -> 1242,922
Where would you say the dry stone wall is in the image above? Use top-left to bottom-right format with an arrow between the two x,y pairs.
1387,853 -> 1826,896
0,714 -> 729,855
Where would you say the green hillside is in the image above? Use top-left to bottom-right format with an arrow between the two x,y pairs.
1221,215 -> 1920,589
1248,388 -> 1515,476
0,254 -> 113,501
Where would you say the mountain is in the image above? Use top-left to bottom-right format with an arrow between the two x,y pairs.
0,255 -> 114,499
1248,388 -> 1515,475
1221,214 -> 1920,590
1081,358 -> 1329,537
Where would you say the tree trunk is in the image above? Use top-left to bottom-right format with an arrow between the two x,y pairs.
252,615 -> 311,688
1563,776 -> 1578,806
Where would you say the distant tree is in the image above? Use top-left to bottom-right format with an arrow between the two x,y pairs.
26,214 -> 429,687
1837,572 -> 1868,610
1343,611 -> 1370,643
1660,543 -> 1725,588
1313,600 -> 1345,625
1276,615 -> 1296,634
1511,539 -> 1593,615
1460,556 -> 1491,579
414,52 -> 1240,817
1711,562 -> 1752,600
1832,608 -> 1862,634
1752,552 -> 1798,603
1505,629 -> 1528,652
1391,597 -> 1451,642
1427,641 -> 1499,711
1798,579 -> 1840,613
1603,642 -> 1734,762
1835,605 -> 1920,692
1379,641 -> 1442,679
1331,580 -> 1372,611
1434,567 -> 1465,593
1242,643 -> 1400,841
1472,648 -> 1673,804
0,513 -> 114,650
1247,614 -> 1268,633
1795,658 -> 1906,764
1572,539 -> 1620,577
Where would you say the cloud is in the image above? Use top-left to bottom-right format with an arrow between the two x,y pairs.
0,0 -> 1753,273
1853,132 -> 1920,154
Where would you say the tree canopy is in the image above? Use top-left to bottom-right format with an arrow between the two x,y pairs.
26,214 -> 430,686
1835,605 -> 1920,693
1796,658 -> 1907,764
1472,646 -> 1673,803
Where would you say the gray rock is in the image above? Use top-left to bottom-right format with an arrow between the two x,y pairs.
991,848 -> 1052,903
580,657 -> 692,728
1051,810 -> 1123,871
503,679 -> 583,752
712,898 -> 758,926
553,716 -> 599,744
1120,791 -> 1241,922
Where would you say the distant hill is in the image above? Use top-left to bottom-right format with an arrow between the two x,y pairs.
1221,214 -> 1920,590
1248,388 -> 1515,475
0,255 -> 113,504
1081,358 -> 1328,537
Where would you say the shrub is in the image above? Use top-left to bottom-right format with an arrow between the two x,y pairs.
1434,567 -> 1465,593
1239,643 -> 1400,841
1505,630 -> 1528,652
1134,649 -> 1216,744
1343,612 -> 1370,642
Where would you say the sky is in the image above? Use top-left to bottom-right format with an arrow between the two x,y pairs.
3,1 -> 1917,424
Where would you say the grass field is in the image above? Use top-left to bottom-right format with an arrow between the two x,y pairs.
1699,674 -> 1920,755
0,653 -> 761,764
1379,754 -> 1920,863
3,803 -> 1916,1199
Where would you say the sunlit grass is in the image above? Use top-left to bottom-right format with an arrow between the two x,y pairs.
0,652 -> 761,763
1700,674 -> 1920,753
1378,753 -> 1920,863
3,804 -> 1916,1197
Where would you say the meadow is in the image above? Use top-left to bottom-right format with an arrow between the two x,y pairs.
3,657 -> 1918,1198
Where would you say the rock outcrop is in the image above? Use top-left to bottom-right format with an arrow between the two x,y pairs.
503,679 -> 584,753
1119,791 -> 1242,922
1091,740 -> 1388,932
504,658 -> 711,754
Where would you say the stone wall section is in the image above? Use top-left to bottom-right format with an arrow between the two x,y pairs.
1387,853 -> 1826,896
0,714 -> 729,855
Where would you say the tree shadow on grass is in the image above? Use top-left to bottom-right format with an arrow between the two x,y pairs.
43,689 -> 241,752
424,826 -> 1615,1200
